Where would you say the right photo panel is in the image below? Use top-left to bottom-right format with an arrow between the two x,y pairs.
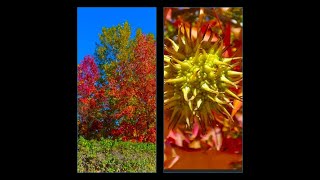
164,7 -> 243,171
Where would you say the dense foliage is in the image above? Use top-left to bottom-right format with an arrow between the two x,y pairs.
78,22 -> 156,143
78,56 -> 108,139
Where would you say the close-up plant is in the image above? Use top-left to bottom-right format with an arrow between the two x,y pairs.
164,7 -> 243,170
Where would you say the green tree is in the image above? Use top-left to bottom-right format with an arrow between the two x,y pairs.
95,21 -> 135,82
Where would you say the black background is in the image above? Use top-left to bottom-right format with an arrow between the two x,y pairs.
20,0 -> 274,177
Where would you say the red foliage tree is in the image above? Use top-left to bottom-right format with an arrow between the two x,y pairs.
108,34 -> 156,143
77,55 -> 108,139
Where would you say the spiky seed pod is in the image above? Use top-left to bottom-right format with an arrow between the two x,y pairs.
164,22 -> 242,131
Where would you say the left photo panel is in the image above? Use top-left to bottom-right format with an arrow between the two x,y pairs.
77,7 -> 157,173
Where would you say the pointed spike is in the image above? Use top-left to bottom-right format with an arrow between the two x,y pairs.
184,23 -> 191,45
232,78 -> 242,85
164,89 -> 173,95
165,38 -> 179,52
182,86 -> 191,101
220,75 -> 238,89
213,59 -> 230,66
227,70 -> 242,77
223,97 -> 233,108
164,85 -> 175,93
215,96 -> 228,104
218,104 -> 233,121
164,65 -> 171,70
201,83 -> 219,94
197,23 -> 209,46
193,88 -> 197,97
165,77 -> 186,84
185,41 -> 193,56
182,23 -> 187,38
213,106 -> 224,124
193,41 -> 203,63
164,46 -> 186,60
196,98 -> 203,109
215,40 -> 225,56
170,107 -> 180,123
189,22 -> 192,44
227,102 -> 234,109
215,65 -> 227,76
223,96 -> 230,102
201,48 -> 207,57
164,90 -> 174,95
164,94 -> 181,104
164,93 -> 172,99
199,113 -> 205,130
209,38 -> 222,54
230,62 -> 241,69
195,28 -> 202,46
188,95 -> 196,101
199,109 -> 205,126
186,116 -> 190,128
189,73 -> 197,83
218,44 -> 232,56
171,56 -> 191,69
222,57 -> 242,63
178,25 -> 183,48
164,100 -> 178,110
168,111 -> 183,129
225,89 -> 241,101
181,24 -> 188,44
227,75 -> 243,82
188,100 -> 193,111
174,109 -> 186,129
207,95 -> 216,103
205,103 -> 217,123
170,63 -> 182,70
189,21 -> 192,41
203,110 -> 209,128
169,111 -> 181,129
183,23 -> 193,55
198,8 -> 205,25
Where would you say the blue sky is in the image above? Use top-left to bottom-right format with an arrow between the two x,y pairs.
77,7 -> 156,64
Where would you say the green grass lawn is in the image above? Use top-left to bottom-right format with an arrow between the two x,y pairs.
77,136 -> 156,173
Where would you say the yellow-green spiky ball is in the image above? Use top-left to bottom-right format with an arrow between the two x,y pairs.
164,23 -> 242,130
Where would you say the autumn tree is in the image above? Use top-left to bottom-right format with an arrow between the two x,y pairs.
77,55 -> 111,139
94,22 -> 156,143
